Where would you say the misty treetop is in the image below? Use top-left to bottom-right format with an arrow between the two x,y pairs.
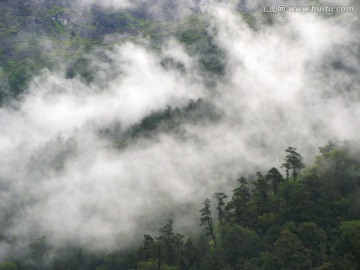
126,142 -> 360,270
0,1 -> 360,270
2,141 -> 359,269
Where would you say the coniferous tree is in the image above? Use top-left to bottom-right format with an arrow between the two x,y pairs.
252,172 -> 270,216
200,198 -> 217,248
266,167 -> 284,194
158,219 -> 176,266
226,177 -> 251,226
212,192 -> 228,240
282,147 -> 305,179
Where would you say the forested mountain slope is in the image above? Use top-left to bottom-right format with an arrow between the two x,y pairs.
0,142 -> 359,269
0,1 -> 359,270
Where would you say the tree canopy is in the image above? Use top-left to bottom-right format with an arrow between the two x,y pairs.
1,142 -> 359,270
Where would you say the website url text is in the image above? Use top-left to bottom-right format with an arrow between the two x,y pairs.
262,5 -> 354,13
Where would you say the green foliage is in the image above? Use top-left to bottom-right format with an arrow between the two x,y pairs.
315,262 -> 335,270
137,258 -> 159,270
120,142 -> 359,269
137,259 -> 179,270
212,192 -> 228,238
29,236 -> 48,264
225,177 -> 251,226
221,224 -> 262,268
266,167 -> 284,194
252,172 -> 271,217
0,1 -> 229,103
133,220 -> 200,270
122,13 -> 158,38
96,250 -> 134,270
282,147 -> 305,179
175,15 -> 226,75
273,230 -> 311,269
48,5 -> 70,16
297,222 -> 326,266
3,27 -> 18,36
0,262 -> 17,270
1,142 -> 360,269
52,20 -> 66,34
336,220 -> 360,267
278,180 -> 311,223
4,61 -> 32,97
113,98 -> 220,148
199,198 -> 216,247
177,17 -> 207,45
66,57 -> 95,83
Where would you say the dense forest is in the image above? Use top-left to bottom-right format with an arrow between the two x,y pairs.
0,0 -> 227,104
1,1 -> 360,270
0,141 -> 359,270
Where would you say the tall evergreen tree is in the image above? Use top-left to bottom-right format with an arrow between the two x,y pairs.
158,219 -> 176,266
212,192 -> 228,239
200,198 -> 217,248
266,167 -> 284,194
252,172 -> 270,216
226,177 -> 251,226
282,147 -> 305,179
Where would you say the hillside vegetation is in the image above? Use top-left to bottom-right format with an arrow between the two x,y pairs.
0,141 -> 359,270
0,0 -> 227,104
1,1 -> 359,270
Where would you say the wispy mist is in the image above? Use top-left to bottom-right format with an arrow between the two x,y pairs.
0,0 -> 359,256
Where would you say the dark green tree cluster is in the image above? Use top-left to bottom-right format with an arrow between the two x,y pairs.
1,142 -> 359,270
96,220 -> 201,270
120,143 -> 360,270
109,98 -> 220,148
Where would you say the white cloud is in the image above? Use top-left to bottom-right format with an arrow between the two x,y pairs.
0,3 -> 359,255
